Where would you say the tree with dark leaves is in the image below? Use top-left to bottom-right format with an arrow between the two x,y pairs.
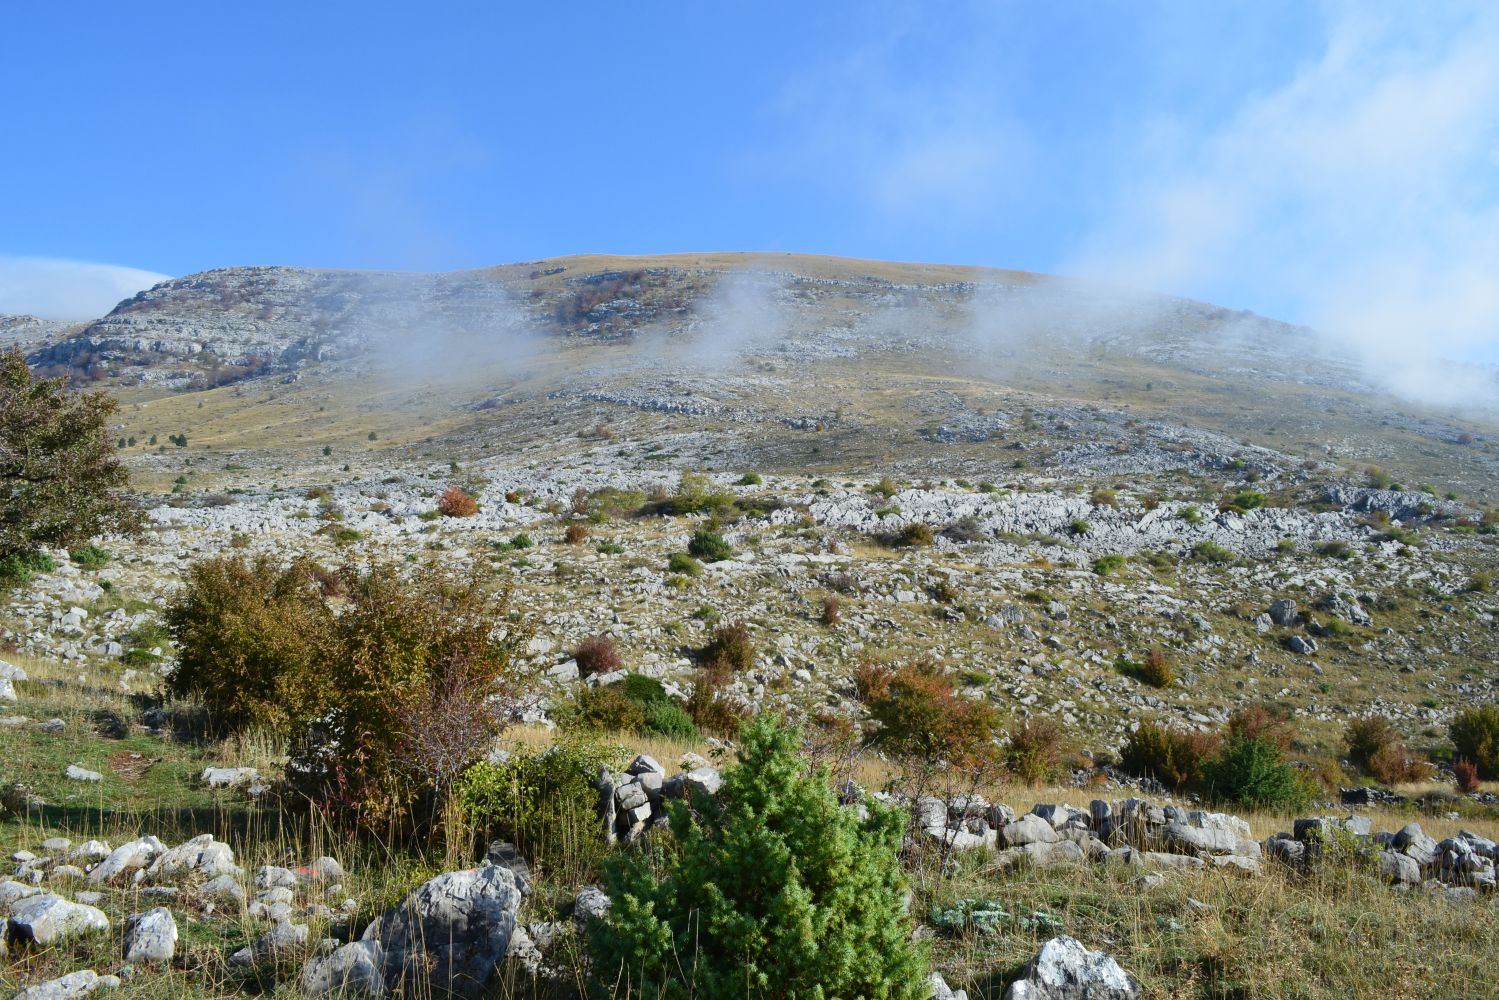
0,349 -> 139,567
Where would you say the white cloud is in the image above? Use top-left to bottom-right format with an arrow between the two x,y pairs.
765,12 -> 1037,226
1067,4 -> 1499,387
0,257 -> 171,321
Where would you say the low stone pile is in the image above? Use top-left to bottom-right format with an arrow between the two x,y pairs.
916,793 -> 1499,894
1267,816 -> 1498,892
597,767 -> 1499,899
596,754 -> 723,843
912,794 -> 1264,873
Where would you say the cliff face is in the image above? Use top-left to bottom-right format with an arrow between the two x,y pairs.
29,266 -> 521,377
22,254 -> 1329,387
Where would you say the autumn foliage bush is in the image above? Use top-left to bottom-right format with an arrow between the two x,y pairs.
166,555 -> 526,828
1346,715 -> 1432,785
856,657 -> 997,769
1450,705 -> 1499,779
1005,718 -> 1065,786
700,620 -> 754,672
573,635 -> 622,677
436,485 -> 478,517
1120,721 -> 1220,790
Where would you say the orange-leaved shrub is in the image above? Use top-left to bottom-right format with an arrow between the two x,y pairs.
436,485 -> 478,517
856,657 -> 998,770
1346,715 -> 1432,785
574,635 -> 622,677
1119,721 -> 1221,790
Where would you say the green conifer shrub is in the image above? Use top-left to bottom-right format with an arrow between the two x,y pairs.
588,715 -> 928,1000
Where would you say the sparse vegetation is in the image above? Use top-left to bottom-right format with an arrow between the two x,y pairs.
435,484 -> 478,517
1092,553 -> 1127,576
687,527 -> 733,562
1450,705 -> 1499,779
701,620 -> 755,672
574,634 -> 622,677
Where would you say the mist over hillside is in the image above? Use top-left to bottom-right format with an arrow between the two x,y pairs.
9,253 -> 1497,503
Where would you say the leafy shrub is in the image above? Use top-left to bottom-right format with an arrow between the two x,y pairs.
169,555 -> 526,826
1367,743 -> 1432,785
642,699 -> 699,740
1468,572 -> 1492,594
121,648 -> 162,668
1316,540 -> 1353,560
1118,647 -> 1174,687
821,594 -> 841,625
458,736 -> 622,872
1450,705 -> 1499,779
1069,519 -> 1091,536
436,485 -> 478,517
564,523 -> 590,545
620,672 -> 668,705
564,673 -> 700,741
687,659 -> 748,737
1180,505 -> 1203,525
687,528 -> 733,562
1365,465 -> 1394,489
1346,715 -> 1431,784
874,475 -> 898,498
0,350 -> 140,563
509,532 -> 534,549
1119,722 -> 1219,790
1004,718 -> 1064,785
856,658 -> 998,770
1454,758 -> 1481,793
1191,540 -> 1235,564
1225,705 -> 1294,751
671,471 -> 734,515
737,471 -> 762,486
0,551 -> 57,583
68,544 -> 111,568
1092,554 -> 1127,577
667,552 -> 702,576
701,620 -> 755,672
164,555 -> 334,733
1223,489 -> 1266,512
588,715 -> 928,1000
563,684 -> 646,733
1200,735 -> 1309,810
1090,488 -> 1118,508
892,522 -> 935,547
574,635 -> 621,677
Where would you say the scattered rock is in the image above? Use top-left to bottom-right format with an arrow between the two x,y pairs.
1005,935 -> 1141,999
7,894 -> 111,946
122,907 -> 177,964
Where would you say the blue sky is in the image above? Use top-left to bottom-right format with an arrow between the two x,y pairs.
3,1 -> 1496,365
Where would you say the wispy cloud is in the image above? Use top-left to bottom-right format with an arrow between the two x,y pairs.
765,8 -> 1037,227
1065,4 -> 1499,388
763,4 -> 1499,406
0,257 -> 170,320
